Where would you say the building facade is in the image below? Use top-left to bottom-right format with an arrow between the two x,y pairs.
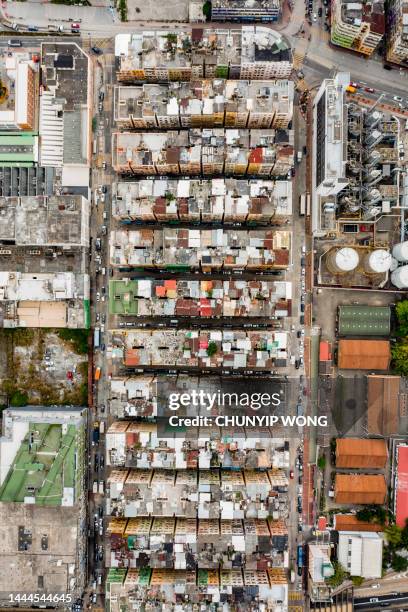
331,0 -> 385,56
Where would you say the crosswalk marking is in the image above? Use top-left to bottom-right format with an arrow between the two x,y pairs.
289,591 -> 303,601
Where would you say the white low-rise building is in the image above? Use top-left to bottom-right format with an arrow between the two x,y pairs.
338,531 -> 383,578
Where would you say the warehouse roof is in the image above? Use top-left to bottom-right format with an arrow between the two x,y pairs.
336,438 -> 388,469
338,339 -> 390,370
333,514 -> 383,532
367,374 -> 400,436
335,474 -> 387,505
338,305 -> 391,337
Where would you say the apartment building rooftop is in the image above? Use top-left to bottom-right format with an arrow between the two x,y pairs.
0,503 -> 86,605
106,566 -> 288,611
109,328 -> 290,370
106,466 -> 289,518
212,0 -> 281,22
340,0 -> 385,35
111,128 -> 294,176
0,270 -> 90,328
105,421 -> 291,470
0,195 -> 89,247
40,42 -> 91,172
113,80 -> 293,129
0,406 -> 85,506
105,516 -> 288,570
109,228 -> 291,270
112,178 -> 292,223
0,53 -> 38,131
115,27 -> 292,82
109,278 -> 291,319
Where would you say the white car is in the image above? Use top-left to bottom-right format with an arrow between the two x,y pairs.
96,292 -> 100,302
312,12 -> 317,21
393,95 -> 403,102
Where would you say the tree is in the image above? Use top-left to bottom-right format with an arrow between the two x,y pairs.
351,576 -> 364,587
317,455 -> 326,470
326,562 -> 348,588
400,521 -> 408,548
202,0 -> 211,18
391,341 -> 408,376
391,554 -> 408,572
384,524 -> 402,547
10,390 -> 28,407
356,505 -> 387,526
206,341 -> 218,357
395,300 -> 408,336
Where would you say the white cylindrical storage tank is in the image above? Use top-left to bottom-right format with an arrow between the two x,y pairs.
364,249 -> 392,274
391,265 -> 408,289
327,247 -> 359,273
392,241 -> 408,263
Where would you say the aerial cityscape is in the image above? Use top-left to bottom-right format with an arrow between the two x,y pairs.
0,0 -> 407,610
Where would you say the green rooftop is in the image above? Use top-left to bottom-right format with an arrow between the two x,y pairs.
0,422 -> 79,505
0,131 -> 37,165
109,279 -> 139,316
338,305 -> 391,337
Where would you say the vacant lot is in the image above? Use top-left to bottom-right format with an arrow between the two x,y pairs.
0,329 -> 89,407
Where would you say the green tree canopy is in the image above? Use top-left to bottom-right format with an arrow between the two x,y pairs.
384,524 -> 402,547
391,554 -> 408,572
391,341 -> 408,376
395,300 -> 408,336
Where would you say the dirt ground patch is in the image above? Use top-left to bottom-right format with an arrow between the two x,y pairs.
0,329 -> 89,407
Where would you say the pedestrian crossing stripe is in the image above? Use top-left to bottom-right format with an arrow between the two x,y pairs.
289,591 -> 303,600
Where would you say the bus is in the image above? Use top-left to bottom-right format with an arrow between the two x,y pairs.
94,328 -> 100,349
299,194 -> 306,216
95,367 -> 101,381
297,544 -> 304,569
306,193 -> 311,216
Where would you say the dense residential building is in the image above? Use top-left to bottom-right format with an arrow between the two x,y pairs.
108,278 -> 292,319
115,28 -> 292,83
109,228 -> 291,270
113,80 -> 293,130
0,195 -> 90,327
331,0 -> 385,56
211,0 -> 281,22
0,54 -> 38,131
109,328 -> 290,371
112,178 -> 292,224
112,129 -> 294,176
307,543 -> 334,603
0,271 -> 90,328
387,0 -> 408,64
0,407 -> 87,605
